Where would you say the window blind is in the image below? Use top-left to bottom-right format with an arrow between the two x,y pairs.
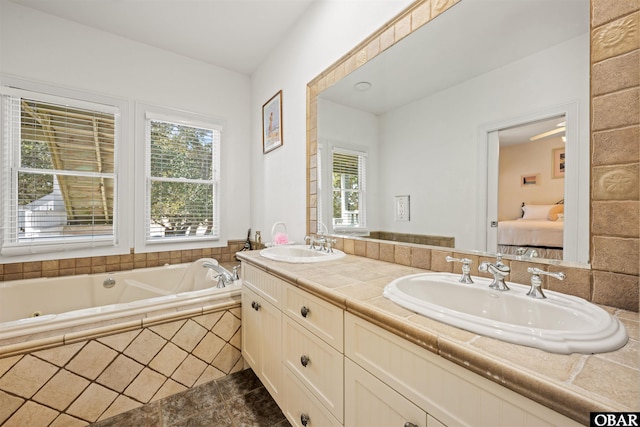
146,117 -> 221,242
332,148 -> 367,228
1,91 -> 118,255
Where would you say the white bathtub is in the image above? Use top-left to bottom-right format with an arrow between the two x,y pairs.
0,258 -> 241,344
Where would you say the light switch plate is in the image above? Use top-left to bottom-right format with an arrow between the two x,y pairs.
395,195 -> 410,221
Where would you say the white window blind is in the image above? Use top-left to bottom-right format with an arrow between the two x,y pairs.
1,90 -> 118,255
145,115 -> 221,242
332,148 -> 367,229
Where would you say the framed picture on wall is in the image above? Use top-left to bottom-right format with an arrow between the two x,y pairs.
552,147 -> 565,179
521,174 -> 540,186
262,90 -> 283,153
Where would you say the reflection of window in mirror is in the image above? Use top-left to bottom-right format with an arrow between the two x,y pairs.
331,148 -> 367,233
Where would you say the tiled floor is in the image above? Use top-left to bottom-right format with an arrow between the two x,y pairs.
91,368 -> 290,427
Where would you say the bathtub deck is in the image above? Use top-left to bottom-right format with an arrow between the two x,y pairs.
91,368 -> 289,426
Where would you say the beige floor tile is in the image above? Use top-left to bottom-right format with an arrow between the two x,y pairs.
123,329 -> 167,365
98,329 -> 141,352
33,369 -> 90,411
0,355 -> 22,378
33,341 -> 85,367
212,311 -> 241,341
192,332 -> 225,364
172,320 -> 208,352
96,354 -> 144,392
172,354 -> 207,387
67,383 -> 118,422
3,401 -> 58,427
149,342 -> 188,377
149,319 -> 185,340
66,341 -> 118,380
0,355 -> 58,398
124,367 -> 167,403
97,395 -> 142,421
194,365 -> 226,386
151,379 -> 188,402
229,327 -> 241,350
0,390 -> 24,425
193,311 -> 224,330
50,413 -> 90,427
212,343 -> 241,374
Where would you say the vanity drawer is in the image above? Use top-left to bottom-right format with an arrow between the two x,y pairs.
283,314 -> 344,422
282,367 -> 342,427
242,262 -> 283,308
283,282 -> 343,351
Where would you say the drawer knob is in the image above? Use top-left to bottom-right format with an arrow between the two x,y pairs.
251,301 -> 260,311
300,354 -> 310,367
300,305 -> 310,318
404,423 -> 418,427
300,413 -> 310,426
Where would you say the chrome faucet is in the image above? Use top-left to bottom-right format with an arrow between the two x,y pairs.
516,247 -> 539,258
202,261 -> 237,288
478,254 -> 510,291
445,256 -> 473,283
304,234 -> 336,252
526,267 -> 565,299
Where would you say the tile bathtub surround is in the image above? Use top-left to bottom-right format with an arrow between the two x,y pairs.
0,307 -> 243,426
91,368 -> 290,427
0,240 -> 247,282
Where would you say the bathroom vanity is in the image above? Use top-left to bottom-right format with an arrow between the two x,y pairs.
237,251 -> 638,426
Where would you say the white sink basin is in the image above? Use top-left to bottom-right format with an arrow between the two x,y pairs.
260,245 -> 346,263
383,272 -> 628,354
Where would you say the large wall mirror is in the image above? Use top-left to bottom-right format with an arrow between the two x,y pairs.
309,0 -> 591,265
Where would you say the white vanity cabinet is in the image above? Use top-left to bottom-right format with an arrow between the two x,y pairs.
344,313 -> 581,427
242,263 -> 582,427
241,264 -> 284,405
242,263 -> 344,426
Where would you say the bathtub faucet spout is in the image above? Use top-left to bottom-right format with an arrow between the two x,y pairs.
202,262 -> 235,288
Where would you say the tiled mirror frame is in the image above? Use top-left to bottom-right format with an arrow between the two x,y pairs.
306,0 -> 639,311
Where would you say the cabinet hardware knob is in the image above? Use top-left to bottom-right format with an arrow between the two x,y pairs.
300,305 -> 310,318
300,413 -> 310,426
300,354 -> 310,367
251,301 -> 260,311
404,423 -> 418,427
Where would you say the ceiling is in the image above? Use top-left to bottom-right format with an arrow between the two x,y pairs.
320,0 -> 589,116
8,0 -> 316,75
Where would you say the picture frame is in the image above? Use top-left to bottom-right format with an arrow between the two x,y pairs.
521,174 -> 540,186
262,90 -> 283,153
552,147 -> 565,179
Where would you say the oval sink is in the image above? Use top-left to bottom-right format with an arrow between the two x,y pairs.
383,272 -> 628,354
260,245 -> 346,263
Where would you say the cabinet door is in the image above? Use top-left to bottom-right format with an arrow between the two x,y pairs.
241,288 -> 261,370
345,358 -> 428,427
241,287 -> 282,404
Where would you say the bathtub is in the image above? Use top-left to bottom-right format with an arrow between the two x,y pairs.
0,258 -> 241,345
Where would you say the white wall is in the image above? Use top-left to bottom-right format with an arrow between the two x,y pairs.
377,34 -> 589,252
250,0 -> 412,243
498,137 -> 565,220
0,0 -> 251,243
318,98 -> 380,233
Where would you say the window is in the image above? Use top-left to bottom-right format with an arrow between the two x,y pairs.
140,108 -> 222,247
332,148 -> 366,230
1,87 -> 121,256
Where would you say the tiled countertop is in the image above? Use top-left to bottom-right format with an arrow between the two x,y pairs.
237,251 -> 639,426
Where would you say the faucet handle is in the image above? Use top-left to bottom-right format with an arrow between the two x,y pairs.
526,267 -> 565,299
445,256 -> 474,283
